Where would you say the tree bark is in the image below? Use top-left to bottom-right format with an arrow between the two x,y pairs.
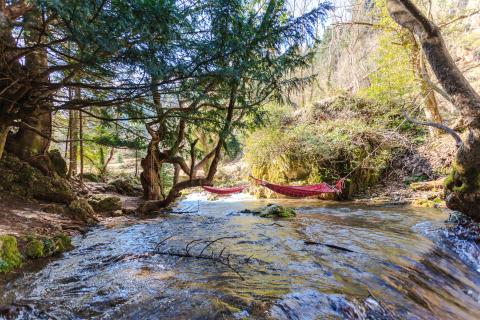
79,111 -> 84,181
0,122 -> 8,160
68,109 -> 79,178
140,141 -> 162,200
100,147 -> 115,177
4,6 -> 53,173
387,0 -> 480,220
411,36 -> 443,136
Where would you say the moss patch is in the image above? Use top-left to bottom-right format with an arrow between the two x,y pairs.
69,199 -> 98,224
259,205 -> 296,218
0,235 -> 22,273
48,149 -> 67,178
445,163 -> 480,194
412,197 -> 443,208
25,238 -> 45,258
24,234 -> 73,259
88,195 -> 122,213
0,152 -> 74,204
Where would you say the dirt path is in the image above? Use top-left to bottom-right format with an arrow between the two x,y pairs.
0,194 -> 85,237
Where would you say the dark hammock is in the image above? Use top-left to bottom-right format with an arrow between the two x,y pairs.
202,185 -> 247,195
252,176 -> 344,198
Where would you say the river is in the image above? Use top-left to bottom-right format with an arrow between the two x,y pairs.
1,193 -> 480,319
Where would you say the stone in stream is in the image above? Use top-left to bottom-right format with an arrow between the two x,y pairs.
239,204 -> 296,218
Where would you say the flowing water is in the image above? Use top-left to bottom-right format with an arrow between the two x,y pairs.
1,193 -> 480,319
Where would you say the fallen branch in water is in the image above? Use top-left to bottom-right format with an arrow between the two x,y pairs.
304,240 -> 356,253
153,235 -> 246,280
257,222 -> 285,227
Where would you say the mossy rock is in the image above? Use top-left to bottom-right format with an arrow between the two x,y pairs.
88,195 -> 122,213
48,149 -> 67,178
112,210 -> 125,217
41,203 -> 66,214
54,234 -> 73,252
107,177 -> 141,196
412,197 -> 443,208
0,235 -> 22,273
69,199 -> 98,225
25,239 -> 45,259
0,152 -> 74,204
259,205 -> 296,218
31,177 -> 75,204
24,234 -> 73,259
82,172 -> 101,182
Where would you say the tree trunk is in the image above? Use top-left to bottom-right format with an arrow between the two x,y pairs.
68,110 -> 79,178
100,147 -> 115,177
140,143 -> 162,200
6,107 -> 53,174
4,7 -> 53,174
411,36 -> 443,136
0,122 -> 8,160
138,83 -> 238,214
135,149 -> 139,177
387,0 -> 480,220
140,81 -> 165,201
79,106 -> 84,181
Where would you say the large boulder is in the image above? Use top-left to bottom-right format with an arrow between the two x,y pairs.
88,195 -> 122,213
0,152 -> 75,204
107,177 -> 142,196
68,199 -> 98,225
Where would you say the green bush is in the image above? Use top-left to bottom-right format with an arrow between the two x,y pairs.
245,118 -> 393,193
25,239 -> 45,258
25,234 -> 73,259
0,235 -> 22,273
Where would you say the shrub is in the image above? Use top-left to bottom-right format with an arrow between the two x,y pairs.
245,117 -> 395,194
0,235 -> 22,273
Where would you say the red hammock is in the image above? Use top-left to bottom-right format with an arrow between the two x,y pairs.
202,185 -> 247,195
252,177 -> 344,198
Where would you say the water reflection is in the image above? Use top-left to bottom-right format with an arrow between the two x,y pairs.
1,193 -> 479,319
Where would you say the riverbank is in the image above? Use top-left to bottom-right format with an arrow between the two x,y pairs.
0,178 -> 142,277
